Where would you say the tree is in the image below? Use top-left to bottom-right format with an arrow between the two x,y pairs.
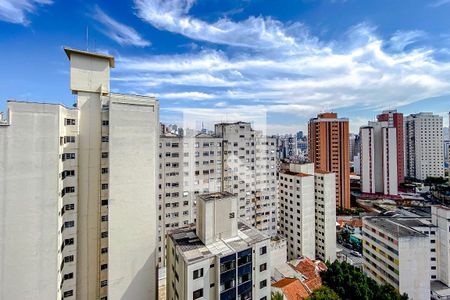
271,291 -> 284,300
320,260 -> 409,300
307,286 -> 341,300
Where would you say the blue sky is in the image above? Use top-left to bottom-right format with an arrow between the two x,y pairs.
0,0 -> 449,134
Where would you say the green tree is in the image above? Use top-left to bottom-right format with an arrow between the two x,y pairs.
320,260 -> 408,300
307,286 -> 341,300
271,291 -> 284,300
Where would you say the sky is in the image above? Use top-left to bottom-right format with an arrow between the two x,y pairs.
0,0 -> 449,134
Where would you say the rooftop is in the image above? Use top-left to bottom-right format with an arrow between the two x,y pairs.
64,47 -> 115,67
280,170 -> 312,177
169,221 -> 269,264
363,217 -> 428,238
272,278 -> 310,300
197,191 -> 235,202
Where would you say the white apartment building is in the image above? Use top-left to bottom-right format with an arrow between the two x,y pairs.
279,163 -> 336,262
405,113 -> 444,180
166,192 -> 271,300
215,122 -> 278,235
362,217 -> 431,299
0,48 -> 159,300
360,121 -> 398,195
158,133 -> 222,266
432,206 -> 450,297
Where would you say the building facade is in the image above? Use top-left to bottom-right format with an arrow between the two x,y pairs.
279,163 -> 336,262
362,217 -> 431,300
0,48 -> 159,300
377,110 -> 405,184
405,113 -> 444,180
308,112 -> 350,209
360,121 -> 398,196
166,192 -> 271,300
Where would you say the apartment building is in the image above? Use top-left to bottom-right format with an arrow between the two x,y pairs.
0,48 -> 159,300
360,121 -> 398,196
158,133 -> 222,266
362,217 -> 430,299
432,206 -> 450,291
377,110 -> 405,184
308,112 -> 350,209
405,112 -> 444,180
215,122 -> 278,235
279,163 -> 336,262
166,192 -> 271,300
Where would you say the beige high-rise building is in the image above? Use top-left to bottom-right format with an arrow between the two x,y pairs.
0,48 -> 159,300
278,163 -> 336,262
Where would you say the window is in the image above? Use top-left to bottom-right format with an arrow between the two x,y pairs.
259,280 -> 267,288
62,153 -> 76,161
64,221 -> 75,228
101,247 -> 108,254
101,199 -> 108,206
65,204 -> 75,211
101,215 -> 108,222
64,136 -> 75,143
101,264 -> 108,270
229,212 -> 235,219
65,238 -> 74,246
193,268 -> 204,279
63,290 -> 73,298
101,232 -> 108,238
102,136 -> 109,142
102,120 -> 109,126
101,280 -> 108,287
64,255 -> 74,263
102,168 -> 109,174
64,118 -> 76,125
102,152 -> 109,158
193,289 -> 203,299
64,272 -> 74,280
101,184 -> 108,190
260,263 -> 267,272
259,246 -> 267,255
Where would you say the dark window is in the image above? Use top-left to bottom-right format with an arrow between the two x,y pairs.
193,268 -> 204,279
260,263 -> 267,272
259,280 -> 267,288
193,288 -> 203,299
63,290 -> 73,298
260,246 -> 267,255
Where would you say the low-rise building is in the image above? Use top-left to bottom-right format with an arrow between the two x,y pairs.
166,192 -> 271,300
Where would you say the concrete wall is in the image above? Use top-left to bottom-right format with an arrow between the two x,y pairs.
0,102 -> 64,299
108,94 -> 159,300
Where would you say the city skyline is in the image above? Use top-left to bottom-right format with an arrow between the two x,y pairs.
1,0 -> 450,134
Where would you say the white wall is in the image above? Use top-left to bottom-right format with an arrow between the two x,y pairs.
108,94 -> 159,300
0,102 -> 62,299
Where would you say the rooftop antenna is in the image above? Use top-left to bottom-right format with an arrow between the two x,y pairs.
86,26 -> 89,51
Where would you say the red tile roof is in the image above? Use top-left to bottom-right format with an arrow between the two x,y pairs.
272,278 -> 310,300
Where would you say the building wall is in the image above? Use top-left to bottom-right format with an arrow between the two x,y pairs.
0,102 -> 78,299
315,172 -> 337,262
108,94 -> 159,299
360,127 -> 375,193
308,113 -> 350,209
432,206 -> 450,286
382,127 -> 398,195
405,113 -> 444,180
398,236 -> 430,300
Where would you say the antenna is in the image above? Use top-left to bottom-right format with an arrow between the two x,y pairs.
86,26 -> 89,51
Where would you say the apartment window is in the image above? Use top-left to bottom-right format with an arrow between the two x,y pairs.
260,263 -> 267,272
64,118 -> 76,125
64,136 -> 75,143
259,279 -> 267,288
101,184 -> 108,190
260,297 -> 267,300
102,168 -> 109,174
65,204 -> 75,211
64,255 -> 74,263
193,268 -> 204,279
63,290 -> 73,298
102,136 -> 109,142
259,246 -> 267,255
62,153 -> 76,161
101,264 -> 108,270
61,186 -> 75,197
102,120 -> 109,126
102,152 -> 109,158
61,170 -> 75,179
64,272 -> 74,280
193,289 -> 203,299
101,232 -> 108,238
101,247 -> 108,254
101,215 -> 108,222
100,297 -> 107,300
64,238 -> 74,246
100,280 -> 108,287
101,199 -> 108,206
229,212 -> 235,219
64,221 -> 75,228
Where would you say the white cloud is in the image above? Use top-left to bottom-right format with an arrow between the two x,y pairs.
133,0 -> 316,51
94,6 -> 150,47
430,0 -> 450,7
388,30 -> 426,51
154,91 -> 215,100
0,0 -> 52,25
